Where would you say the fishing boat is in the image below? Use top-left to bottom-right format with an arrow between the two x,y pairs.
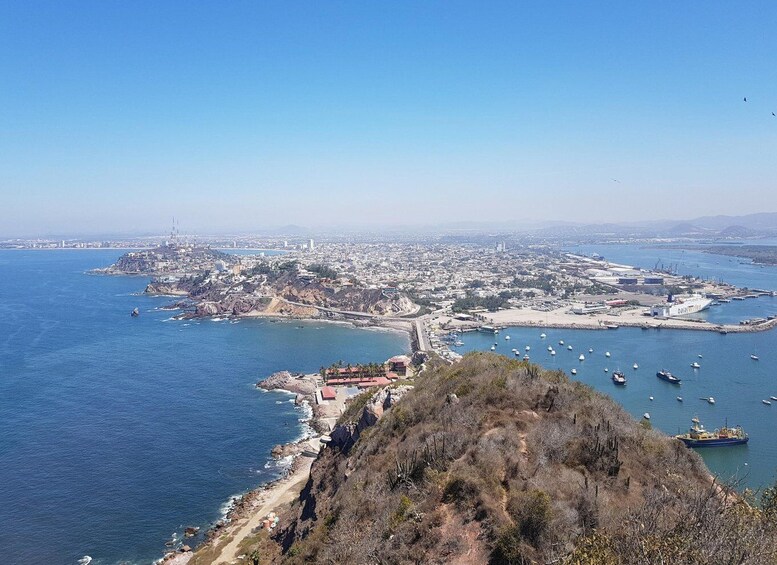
611,371 -> 626,385
657,370 -> 682,385
763,400 -> 772,406
675,417 -> 748,448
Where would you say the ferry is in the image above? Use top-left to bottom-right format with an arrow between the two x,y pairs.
650,293 -> 713,318
676,417 -> 748,448
657,369 -> 682,385
611,371 -> 626,385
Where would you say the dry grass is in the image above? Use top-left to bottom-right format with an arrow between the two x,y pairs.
269,352 -> 777,564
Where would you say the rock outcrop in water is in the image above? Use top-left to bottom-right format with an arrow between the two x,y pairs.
257,371 -> 316,397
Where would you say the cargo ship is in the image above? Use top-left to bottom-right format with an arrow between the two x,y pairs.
676,417 -> 748,448
650,293 -> 713,318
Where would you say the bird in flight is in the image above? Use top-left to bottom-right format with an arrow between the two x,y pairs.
744,97 -> 747,102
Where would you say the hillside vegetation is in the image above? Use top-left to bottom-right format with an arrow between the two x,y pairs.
266,353 -> 777,564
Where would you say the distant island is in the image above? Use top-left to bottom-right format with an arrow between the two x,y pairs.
693,245 -> 777,266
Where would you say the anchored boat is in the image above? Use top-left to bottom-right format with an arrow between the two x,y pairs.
657,369 -> 682,385
676,417 -> 748,448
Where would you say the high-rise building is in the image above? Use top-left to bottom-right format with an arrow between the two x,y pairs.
309,239 -> 315,251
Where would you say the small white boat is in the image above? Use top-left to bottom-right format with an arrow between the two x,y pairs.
604,368 -> 609,373
490,345 -> 496,351
525,346 -> 531,351
751,354 -> 759,361
770,396 -> 777,402
633,363 -> 639,370
523,354 -> 530,361
571,368 -> 577,375
567,345 -> 573,350
691,362 -> 700,369
588,348 -> 594,353
511,348 -> 518,353
550,350 -> 556,356
605,351 -> 611,358
763,399 -> 772,406
707,397 -> 716,404
540,333 -> 546,338
514,351 -> 520,356
643,413 -> 651,420
698,354 -> 703,358
649,396 -> 654,401
559,340 -> 565,345
579,354 -> 585,361
548,345 -> 553,351
676,396 -> 683,402
505,335 -> 511,340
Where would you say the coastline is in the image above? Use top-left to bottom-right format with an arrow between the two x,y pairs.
474,306 -> 777,334
161,373 -> 325,565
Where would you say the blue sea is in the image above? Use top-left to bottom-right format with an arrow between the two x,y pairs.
0,250 -> 409,564
460,242 -> 777,492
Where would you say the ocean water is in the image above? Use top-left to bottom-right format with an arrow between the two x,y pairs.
463,240 -> 777,491
0,250 -> 409,564
458,326 -> 777,491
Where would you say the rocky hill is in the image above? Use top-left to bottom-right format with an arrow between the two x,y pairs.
253,353 -> 777,564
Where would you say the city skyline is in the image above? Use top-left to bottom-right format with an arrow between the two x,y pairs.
2,2 -> 776,236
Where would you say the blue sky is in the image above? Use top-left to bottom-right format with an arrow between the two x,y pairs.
1,2 -> 776,235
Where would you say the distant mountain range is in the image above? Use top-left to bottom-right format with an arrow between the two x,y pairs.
523,212 -> 777,239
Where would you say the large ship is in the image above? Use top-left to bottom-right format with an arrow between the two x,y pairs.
656,369 -> 682,384
650,293 -> 713,318
675,417 -> 748,448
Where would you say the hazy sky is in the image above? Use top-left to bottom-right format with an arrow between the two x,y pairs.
1,2 -> 776,236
